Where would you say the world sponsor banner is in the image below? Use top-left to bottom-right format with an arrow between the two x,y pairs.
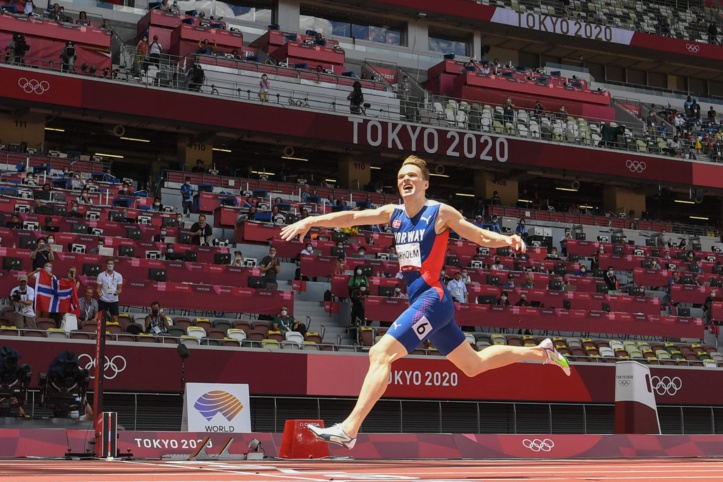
491,8 -> 635,45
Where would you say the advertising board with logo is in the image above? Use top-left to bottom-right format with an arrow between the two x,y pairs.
181,383 -> 251,433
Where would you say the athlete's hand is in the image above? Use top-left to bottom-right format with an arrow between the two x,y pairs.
280,218 -> 312,242
510,234 -> 526,254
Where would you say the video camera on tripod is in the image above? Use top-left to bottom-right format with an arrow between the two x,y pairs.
39,351 -> 90,418
0,346 -> 32,416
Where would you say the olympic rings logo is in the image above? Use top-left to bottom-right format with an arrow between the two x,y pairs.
77,354 -> 127,380
626,159 -> 647,173
650,376 -> 682,396
617,379 -> 630,387
686,44 -> 701,53
522,438 -> 554,452
18,78 -> 50,95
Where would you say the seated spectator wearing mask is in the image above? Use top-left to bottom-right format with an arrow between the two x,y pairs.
66,201 -> 83,218
230,251 -> 244,267
153,227 -> 168,243
497,292 -> 510,306
515,219 -> 528,240
604,267 -> 619,292
151,197 -> 164,212
392,283 -> 406,298
272,305 -> 307,337
576,265 -> 589,277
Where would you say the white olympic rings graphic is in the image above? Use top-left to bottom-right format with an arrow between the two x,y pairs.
626,159 -> 647,173
650,376 -> 682,396
18,77 -> 50,95
617,379 -> 630,387
686,44 -> 701,53
522,438 -> 554,452
77,354 -> 127,380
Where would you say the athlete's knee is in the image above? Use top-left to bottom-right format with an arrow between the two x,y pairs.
368,340 -> 402,366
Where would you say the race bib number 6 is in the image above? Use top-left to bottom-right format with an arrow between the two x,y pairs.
412,316 -> 433,340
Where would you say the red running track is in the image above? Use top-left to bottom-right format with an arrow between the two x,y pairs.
1,458 -> 723,481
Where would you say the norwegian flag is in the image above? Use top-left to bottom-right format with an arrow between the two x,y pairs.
34,270 -> 80,316
392,219 -> 402,229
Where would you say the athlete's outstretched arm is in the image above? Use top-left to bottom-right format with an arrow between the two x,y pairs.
440,204 -> 526,252
279,204 -> 395,241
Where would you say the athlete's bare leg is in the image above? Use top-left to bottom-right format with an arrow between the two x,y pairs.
445,340 -> 546,377
340,334 -> 407,438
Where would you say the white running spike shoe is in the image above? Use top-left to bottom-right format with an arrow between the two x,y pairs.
308,423 -> 357,449
539,338 -> 571,376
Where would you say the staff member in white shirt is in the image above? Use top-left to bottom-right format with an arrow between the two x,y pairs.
148,34 -> 163,69
96,258 -> 123,323
446,271 -> 468,303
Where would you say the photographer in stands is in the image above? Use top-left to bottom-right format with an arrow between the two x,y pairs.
5,33 -> 30,65
31,237 -> 54,271
145,300 -> 169,335
10,275 -> 36,329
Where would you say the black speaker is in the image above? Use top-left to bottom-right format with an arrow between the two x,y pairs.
70,223 -> 88,234
548,279 -> 563,290
126,226 -> 142,241
554,264 -> 567,275
18,237 -> 37,250
650,248 -> 660,257
2,257 -> 22,271
178,232 -> 192,244
82,263 -> 102,277
149,268 -> 167,281
486,275 -> 499,286
184,250 -> 197,262
118,245 -> 135,257
445,256 -> 460,267
596,283 -> 608,294
52,204 -> 67,216
641,259 -> 653,269
248,276 -> 267,289
214,253 -> 231,265
611,235 -> 624,244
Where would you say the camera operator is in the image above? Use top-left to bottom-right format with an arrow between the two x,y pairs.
60,41 -> 76,73
5,33 -> 29,65
10,275 -> 36,329
31,237 -> 54,271
144,300 -> 169,334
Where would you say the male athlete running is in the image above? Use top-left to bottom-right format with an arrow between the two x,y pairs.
280,155 -> 570,449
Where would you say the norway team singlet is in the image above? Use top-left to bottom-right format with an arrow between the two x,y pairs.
387,200 -> 466,355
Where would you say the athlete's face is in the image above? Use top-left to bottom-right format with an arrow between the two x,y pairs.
397,165 -> 428,199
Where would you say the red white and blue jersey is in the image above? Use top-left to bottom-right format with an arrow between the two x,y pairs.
390,200 -> 449,302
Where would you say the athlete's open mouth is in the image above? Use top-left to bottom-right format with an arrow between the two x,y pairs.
402,184 -> 413,193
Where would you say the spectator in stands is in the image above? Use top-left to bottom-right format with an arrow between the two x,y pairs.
398,75 -> 411,98
576,265 -> 588,277
270,205 -> 286,225
258,74 -> 270,103
188,62 -> 205,92
65,266 -> 80,292
152,227 -> 168,243
355,246 -> 367,259
314,32 -> 327,47
350,281 -> 368,326
663,135 -> 682,157
6,214 -> 21,230
191,159 -> 205,173
190,214 -> 212,245
691,100 -> 701,120
180,177 -> 194,216
77,11 -> 89,26
472,215 -> 485,228
66,201 -> 83,219
90,238 -> 107,255
487,215 -> 501,233
230,251 -> 244,267
22,173 -> 36,186
78,187 -> 93,205
96,258 -> 123,324
145,301 -> 169,334
151,197 -> 164,212
491,257 -> 505,271
447,272 -> 468,303
260,246 -> 280,290
515,293 -> 529,307
533,100 -> 544,118
333,254 -> 346,276
133,35 -> 148,76
546,247 -> 560,260
560,228 -> 572,256
708,106 -> 717,124
515,219 -> 527,240
196,38 -> 216,55
708,22 -> 718,44
23,0 -> 34,15
42,216 -> 57,233
684,96 -> 693,117
497,292 -> 510,306
645,111 -> 657,137
272,306 -> 307,337
703,289 -> 717,323
78,287 -> 98,324
46,235 -> 56,250
101,19 -> 111,31
301,243 -> 315,256
245,206 -> 257,221
31,237 -> 54,271
603,267 -> 619,292
118,181 -> 133,196
503,97 -> 515,123
523,274 -> 535,289
480,62 -> 491,75
392,283 -> 406,298
10,275 -> 35,329
491,57 -> 501,73
348,81 -> 364,115
71,174 -> 84,190
502,273 -> 515,288
459,268 -> 471,284
490,191 -> 501,206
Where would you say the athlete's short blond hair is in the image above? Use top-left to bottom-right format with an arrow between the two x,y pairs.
400,155 -> 430,181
